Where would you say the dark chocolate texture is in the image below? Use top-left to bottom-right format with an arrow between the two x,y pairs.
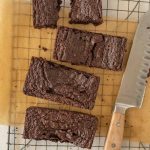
69,0 -> 103,25
147,69 -> 150,77
32,0 -> 62,28
23,107 -> 98,149
54,27 -> 127,71
23,57 -> 100,109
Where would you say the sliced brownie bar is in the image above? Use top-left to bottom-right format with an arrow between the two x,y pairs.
32,0 -> 62,28
69,0 -> 103,25
23,57 -> 100,109
23,107 -> 98,149
53,26 -> 127,71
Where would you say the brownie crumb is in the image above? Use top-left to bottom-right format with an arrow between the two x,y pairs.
42,47 -> 48,51
147,27 -> 150,29
39,45 -> 48,52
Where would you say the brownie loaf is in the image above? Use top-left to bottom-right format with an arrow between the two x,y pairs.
54,26 -> 127,71
23,57 -> 100,109
32,0 -> 62,28
23,107 -> 98,149
69,0 -> 103,25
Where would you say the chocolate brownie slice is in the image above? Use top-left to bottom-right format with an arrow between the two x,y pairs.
32,0 -> 62,28
69,0 -> 103,25
23,107 -> 98,149
53,26 -> 127,71
23,57 -> 100,109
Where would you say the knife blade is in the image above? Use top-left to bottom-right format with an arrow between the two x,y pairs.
104,10 -> 150,150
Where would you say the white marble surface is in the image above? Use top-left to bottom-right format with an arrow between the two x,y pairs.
0,125 -> 8,150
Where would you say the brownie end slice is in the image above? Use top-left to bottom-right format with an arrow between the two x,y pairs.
69,0 -> 103,25
32,0 -> 62,28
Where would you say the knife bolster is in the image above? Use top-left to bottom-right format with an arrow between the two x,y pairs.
114,104 -> 128,114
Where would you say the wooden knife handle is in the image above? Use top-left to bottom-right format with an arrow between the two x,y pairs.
104,112 -> 125,150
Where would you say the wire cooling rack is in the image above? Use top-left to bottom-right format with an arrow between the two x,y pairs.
7,126 -> 150,150
8,0 -> 150,149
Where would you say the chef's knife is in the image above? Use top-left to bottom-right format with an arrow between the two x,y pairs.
104,10 -> 150,150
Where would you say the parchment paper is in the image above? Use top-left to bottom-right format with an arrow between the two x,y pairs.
1,0 -> 150,144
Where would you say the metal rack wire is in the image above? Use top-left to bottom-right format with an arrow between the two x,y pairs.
8,0 -> 150,149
